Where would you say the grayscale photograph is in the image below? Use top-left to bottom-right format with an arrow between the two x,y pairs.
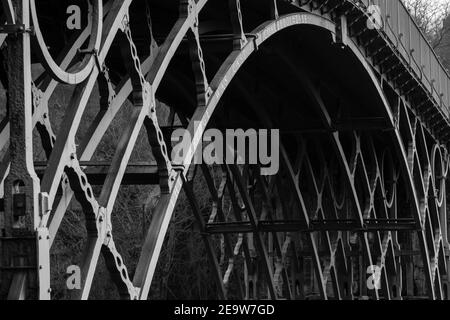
0,0 -> 449,313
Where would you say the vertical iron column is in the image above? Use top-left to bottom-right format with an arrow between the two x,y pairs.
0,0 -> 49,300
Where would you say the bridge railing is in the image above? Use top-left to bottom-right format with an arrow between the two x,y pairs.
356,0 -> 450,117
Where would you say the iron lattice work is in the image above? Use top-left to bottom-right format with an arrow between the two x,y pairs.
0,0 -> 449,300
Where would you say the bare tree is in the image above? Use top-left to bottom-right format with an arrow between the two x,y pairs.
403,0 -> 450,50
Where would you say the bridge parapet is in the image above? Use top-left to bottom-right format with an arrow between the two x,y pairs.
362,0 -> 449,113
297,0 -> 450,141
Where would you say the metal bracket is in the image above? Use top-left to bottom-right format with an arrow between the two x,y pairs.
78,48 -> 102,72
334,15 -> 348,49
0,24 -> 33,35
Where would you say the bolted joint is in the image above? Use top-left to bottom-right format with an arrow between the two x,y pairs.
120,12 -> 131,33
180,0 -> 197,18
39,192 -> 50,220
143,82 -> 156,115
78,48 -> 102,73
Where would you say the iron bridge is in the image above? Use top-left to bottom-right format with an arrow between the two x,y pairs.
0,0 -> 450,300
